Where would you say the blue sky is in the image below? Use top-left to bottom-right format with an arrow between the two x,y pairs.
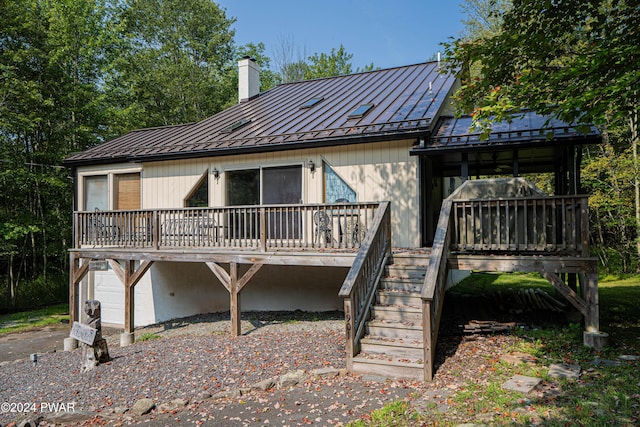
217,0 -> 466,71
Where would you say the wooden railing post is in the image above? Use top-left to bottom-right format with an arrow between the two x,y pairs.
260,207 -> 267,251
153,210 -> 160,250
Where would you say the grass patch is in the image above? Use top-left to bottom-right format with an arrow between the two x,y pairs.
348,401 -> 420,426
137,332 -> 161,342
0,303 -> 69,335
453,271 -> 554,294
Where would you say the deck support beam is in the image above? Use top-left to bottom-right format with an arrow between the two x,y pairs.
108,259 -> 154,346
206,261 -> 264,336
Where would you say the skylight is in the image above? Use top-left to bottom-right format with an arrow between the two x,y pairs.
221,118 -> 251,133
348,103 -> 374,118
300,97 -> 324,109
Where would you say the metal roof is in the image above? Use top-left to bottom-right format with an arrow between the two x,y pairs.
416,111 -> 600,154
65,61 -> 456,166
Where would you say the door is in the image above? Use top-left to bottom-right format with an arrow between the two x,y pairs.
263,166 -> 302,239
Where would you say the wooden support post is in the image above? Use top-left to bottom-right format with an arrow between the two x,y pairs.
107,259 -> 154,345
69,254 -> 79,327
512,149 -> 519,177
542,272 -> 587,315
584,272 -> 600,332
461,153 -> 469,182
422,300 -> 433,381
230,262 -> 240,336
344,298 -> 355,372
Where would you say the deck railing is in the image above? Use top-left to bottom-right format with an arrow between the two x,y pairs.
451,195 -> 589,256
339,201 -> 392,369
74,202 -> 379,251
421,179 -> 591,380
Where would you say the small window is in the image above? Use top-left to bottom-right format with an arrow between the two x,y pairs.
348,103 -> 374,118
324,162 -> 356,203
84,175 -> 108,211
221,118 -> 251,133
185,172 -> 209,207
300,97 -> 324,109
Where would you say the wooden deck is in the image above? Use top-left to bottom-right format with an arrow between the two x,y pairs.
68,181 -> 604,381
69,202 -> 380,339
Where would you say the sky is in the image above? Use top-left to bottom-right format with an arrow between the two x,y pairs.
216,0 -> 467,71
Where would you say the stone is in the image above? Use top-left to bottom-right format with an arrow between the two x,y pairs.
583,331 -> 609,351
131,398 -> 155,416
213,388 -> 242,399
548,363 -> 581,379
79,300 -> 110,371
157,399 -> 187,412
502,375 -> 542,393
196,391 -> 212,400
618,355 -> 640,361
113,407 -> 128,414
252,378 -> 277,391
500,352 -> 536,365
46,411 -> 94,425
311,367 -> 340,378
279,369 -> 305,388
591,358 -> 622,367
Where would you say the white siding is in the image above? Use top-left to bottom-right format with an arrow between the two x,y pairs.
140,139 -> 420,247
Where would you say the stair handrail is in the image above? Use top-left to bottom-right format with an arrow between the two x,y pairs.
339,201 -> 392,371
421,198 -> 454,381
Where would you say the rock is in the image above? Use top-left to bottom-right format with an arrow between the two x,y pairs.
196,391 -> 212,400
113,406 -> 128,414
131,398 -> 155,416
279,370 -> 305,388
592,358 -> 622,367
618,355 -> 640,361
252,378 -> 277,391
311,367 -> 340,378
213,388 -> 242,399
548,363 -> 581,379
45,411 -> 93,425
171,398 -> 188,407
502,375 -> 542,393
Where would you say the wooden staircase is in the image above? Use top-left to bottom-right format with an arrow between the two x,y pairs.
352,252 -> 430,379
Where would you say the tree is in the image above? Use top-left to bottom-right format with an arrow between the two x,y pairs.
106,0 -> 237,131
1,0 -> 114,309
304,44 -> 376,80
446,0 -> 640,269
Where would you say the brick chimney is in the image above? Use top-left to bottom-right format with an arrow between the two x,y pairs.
238,56 -> 260,102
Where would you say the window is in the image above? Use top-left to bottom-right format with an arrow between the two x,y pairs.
185,172 -> 209,207
300,97 -> 324,109
221,118 -> 251,133
324,163 -> 356,203
348,103 -> 374,118
115,173 -> 141,210
226,169 -> 260,206
84,175 -> 108,211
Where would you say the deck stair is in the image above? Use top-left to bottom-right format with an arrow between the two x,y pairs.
352,252 -> 430,379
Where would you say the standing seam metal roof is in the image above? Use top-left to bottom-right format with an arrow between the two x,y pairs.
64,62 -> 456,165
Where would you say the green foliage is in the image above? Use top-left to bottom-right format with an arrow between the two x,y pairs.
137,332 -> 161,342
304,44 -> 354,80
106,0 -> 237,131
0,303 -> 69,334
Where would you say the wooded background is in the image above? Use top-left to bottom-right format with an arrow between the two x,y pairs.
1,0 -> 637,312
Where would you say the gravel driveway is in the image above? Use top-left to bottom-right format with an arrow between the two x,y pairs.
0,311 -> 517,426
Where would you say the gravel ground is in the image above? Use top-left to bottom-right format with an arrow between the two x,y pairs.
0,311 -> 519,426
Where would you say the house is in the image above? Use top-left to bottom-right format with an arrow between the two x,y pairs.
63,58 -> 605,380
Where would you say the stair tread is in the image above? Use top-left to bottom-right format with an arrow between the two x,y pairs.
361,336 -> 423,347
353,353 -> 424,367
372,305 -> 421,312
377,289 -> 421,296
367,319 -> 423,329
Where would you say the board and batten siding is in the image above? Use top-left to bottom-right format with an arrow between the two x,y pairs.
140,139 -> 420,247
